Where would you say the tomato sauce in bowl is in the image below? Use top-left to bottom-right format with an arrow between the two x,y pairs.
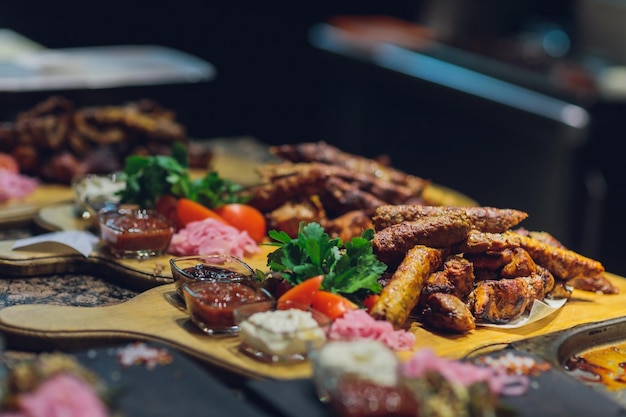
169,255 -> 255,297
182,279 -> 272,336
98,206 -> 174,259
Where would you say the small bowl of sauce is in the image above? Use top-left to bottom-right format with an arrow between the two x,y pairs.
182,278 -> 272,336
169,254 -> 255,298
98,206 -> 174,259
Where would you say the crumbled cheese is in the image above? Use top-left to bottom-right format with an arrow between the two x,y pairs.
239,309 -> 327,357
315,340 -> 399,387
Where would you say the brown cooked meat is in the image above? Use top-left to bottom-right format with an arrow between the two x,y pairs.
370,245 -> 445,328
372,213 -> 471,266
419,292 -> 476,334
372,205 -> 528,233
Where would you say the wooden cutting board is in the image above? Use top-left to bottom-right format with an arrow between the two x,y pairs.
1,272 -> 626,380
0,238 -> 276,291
0,184 -> 74,226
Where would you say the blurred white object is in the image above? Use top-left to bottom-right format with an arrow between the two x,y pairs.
0,28 -> 43,59
0,43 -> 215,92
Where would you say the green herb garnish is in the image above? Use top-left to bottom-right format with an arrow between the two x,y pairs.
266,222 -> 386,303
118,142 -> 247,208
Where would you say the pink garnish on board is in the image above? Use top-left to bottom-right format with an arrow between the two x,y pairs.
326,308 -> 416,351
168,218 -> 259,258
116,342 -> 173,370
402,348 -> 531,396
0,169 -> 38,203
0,374 -> 109,417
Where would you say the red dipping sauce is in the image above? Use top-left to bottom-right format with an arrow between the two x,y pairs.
99,206 -> 174,259
182,279 -> 272,335
169,255 -> 255,297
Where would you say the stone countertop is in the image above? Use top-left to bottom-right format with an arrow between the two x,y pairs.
0,225 -> 139,309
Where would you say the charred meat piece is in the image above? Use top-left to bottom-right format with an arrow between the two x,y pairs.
372,205 -> 528,233
420,255 -> 475,301
321,210 -> 373,242
513,228 -> 567,249
470,277 -> 534,324
370,245 -> 445,328
244,168 -> 330,211
453,230 -> 521,254
568,274 -> 619,294
257,162 -> 418,205
419,292 -> 476,334
270,141 -> 430,195
516,233 -> 605,280
266,196 -> 326,238
372,214 -> 471,266
470,272 -> 551,324
464,249 -> 513,270
501,247 -> 538,278
546,281 -> 573,300
320,176 -> 388,216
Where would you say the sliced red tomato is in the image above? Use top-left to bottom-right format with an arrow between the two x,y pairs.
277,275 -> 324,309
155,194 -> 182,229
214,203 -> 267,243
176,198 -> 230,227
0,153 -> 19,174
362,294 -> 380,313
311,290 -> 358,320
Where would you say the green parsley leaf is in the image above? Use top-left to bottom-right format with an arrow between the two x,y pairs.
266,222 -> 386,304
117,142 -> 249,208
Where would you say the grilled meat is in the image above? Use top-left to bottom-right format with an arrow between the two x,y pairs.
372,214 -> 471,266
501,247 -> 538,278
419,292 -> 476,333
266,197 -> 326,238
270,141 -> 430,195
321,210 -> 374,242
420,255 -> 475,301
453,230 -> 521,254
370,245 -> 445,328
470,273 -> 548,324
257,162 -> 418,205
464,249 -> 513,270
516,233 -> 605,280
470,278 -> 533,324
2,96 -> 189,183
569,274 -> 619,294
372,205 -> 528,233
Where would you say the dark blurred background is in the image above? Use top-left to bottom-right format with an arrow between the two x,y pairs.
1,0 -> 625,275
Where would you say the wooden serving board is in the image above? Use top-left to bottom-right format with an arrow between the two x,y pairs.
0,239 -> 275,291
1,272 -> 625,380
0,184 -> 74,226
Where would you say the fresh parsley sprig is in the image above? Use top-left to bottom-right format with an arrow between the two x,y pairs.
266,222 -> 386,303
117,142 -> 247,208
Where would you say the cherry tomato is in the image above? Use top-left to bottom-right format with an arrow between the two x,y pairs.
0,153 -> 19,174
277,275 -> 324,308
311,290 -> 358,320
176,198 -> 230,227
362,294 -> 380,312
214,203 -> 267,243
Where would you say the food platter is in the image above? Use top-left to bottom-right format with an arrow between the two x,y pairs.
1,272 -> 626,382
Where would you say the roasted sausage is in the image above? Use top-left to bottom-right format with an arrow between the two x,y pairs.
370,245 -> 445,328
